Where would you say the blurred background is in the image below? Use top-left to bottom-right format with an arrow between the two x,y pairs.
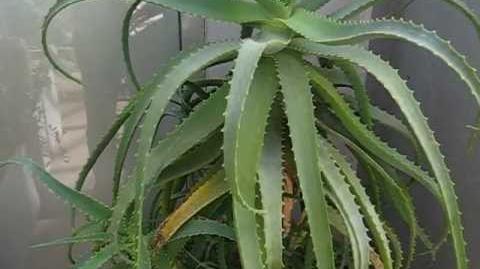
0,0 -> 478,268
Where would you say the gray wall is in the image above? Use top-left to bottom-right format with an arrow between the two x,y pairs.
370,1 -> 480,268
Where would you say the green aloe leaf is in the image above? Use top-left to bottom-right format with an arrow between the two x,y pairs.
31,233 -> 111,249
0,158 -> 111,220
324,124 -> 419,269
316,136 -> 370,269
122,0 -> 142,91
285,9 -> 480,112
155,169 -> 228,247
275,52 -> 335,269
294,41 -> 467,269
170,219 -> 236,242
258,103 -> 284,269
254,0 -> 291,18
224,39 -> 279,268
42,0 -> 86,83
157,131 -> 223,184
336,61 -> 373,128
111,42 -> 238,201
324,140 -> 393,269
302,59 -> 440,201
73,243 -> 118,269
146,0 -> 270,23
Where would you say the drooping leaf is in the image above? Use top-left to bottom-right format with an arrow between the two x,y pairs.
285,9 -> 480,113
108,42 -> 238,259
254,0 -> 291,18
73,243 -> 118,269
294,41 -> 468,269
324,124 -> 419,269
336,61 -> 373,128
155,169 -> 229,247
275,52 -> 335,269
146,0 -> 270,23
316,135 -> 370,269
0,158 -> 111,220
303,60 -> 441,200
258,103 -> 284,269
122,0 -> 142,91
42,0 -> 86,83
170,219 -> 236,242
31,233 -> 111,249
324,139 -> 393,269
157,131 -> 223,183
111,42 -> 238,201
224,39 -> 279,268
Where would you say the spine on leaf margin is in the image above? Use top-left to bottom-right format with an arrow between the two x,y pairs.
292,40 -> 468,269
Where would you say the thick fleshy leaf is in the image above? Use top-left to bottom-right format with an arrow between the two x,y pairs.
170,219 -> 236,242
336,61 -> 373,128
258,103 -> 284,269
110,41 -> 238,269
325,140 -> 393,269
31,233 -> 111,249
155,170 -> 228,247
325,124 -> 419,268
157,131 -> 223,183
294,41 -> 467,269
285,9 -> 480,112
275,52 -> 335,269
0,158 -> 111,220
303,59 -> 441,200
224,39 -> 279,268
73,243 -> 117,269
316,136 -> 370,269
254,0 -> 290,18
112,42 -> 238,201
146,0 -> 270,23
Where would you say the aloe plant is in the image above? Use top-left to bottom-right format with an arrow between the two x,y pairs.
3,0 -> 480,268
